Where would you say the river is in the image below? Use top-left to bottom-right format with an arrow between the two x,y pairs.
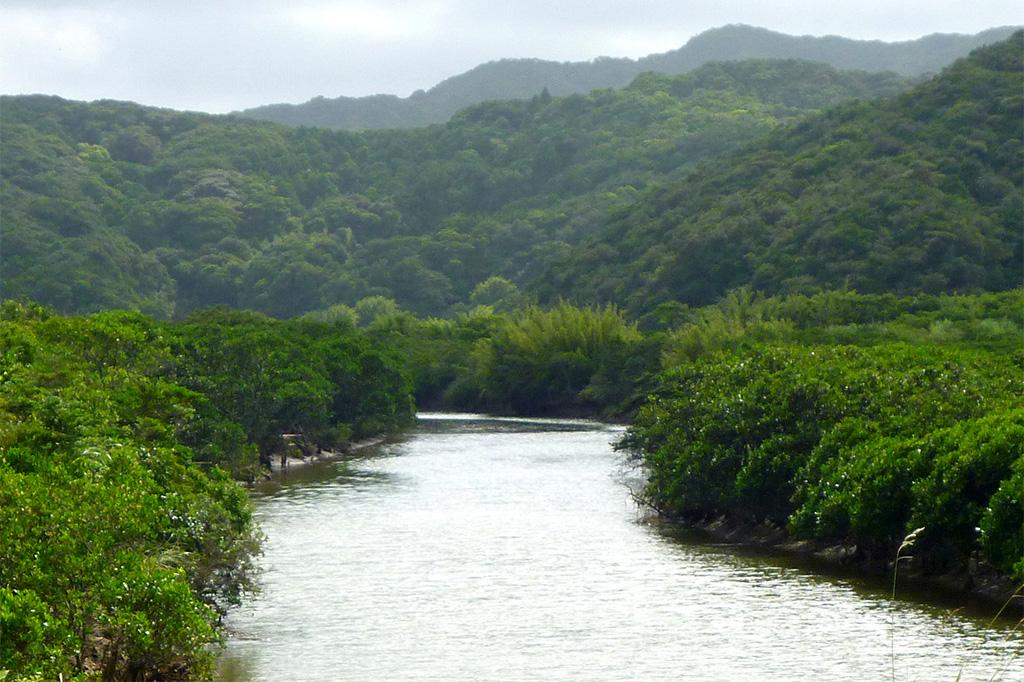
218,413 -> 1022,681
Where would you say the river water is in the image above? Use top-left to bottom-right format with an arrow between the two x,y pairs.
218,414 -> 1022,681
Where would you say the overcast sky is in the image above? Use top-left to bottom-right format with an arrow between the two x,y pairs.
2,1 -> 1021,113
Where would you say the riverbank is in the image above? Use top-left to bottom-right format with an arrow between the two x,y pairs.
220,415 -> 1022,681
623,344 -> 1024,620
646,512 -> 1023,614
268,435 -> 390,472
412,405 -> 1023,613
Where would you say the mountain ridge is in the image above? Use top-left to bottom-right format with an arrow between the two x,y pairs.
237,24 -> 1021,130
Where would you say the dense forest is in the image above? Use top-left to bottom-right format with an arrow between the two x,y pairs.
542,33 -> 1024,313
0,58 -> 911,319
616,290 -> 1024,586
3,36 -> 1021,321
0,301 -> 414,679
1,28 -> 1022,682
239,24 -> 1019,130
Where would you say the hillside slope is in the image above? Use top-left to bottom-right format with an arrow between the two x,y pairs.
238,24 -> 1019,130
1,60 -> 906,318
537,33 -> 1024,314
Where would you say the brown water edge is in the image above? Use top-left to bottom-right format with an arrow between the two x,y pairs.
265,434 -> 391,474
644,513 -> 1023,621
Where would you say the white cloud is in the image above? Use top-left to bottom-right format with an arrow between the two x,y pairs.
283,2 -> 442,40
0,0 -> 1021,112
0,7 -> 115,83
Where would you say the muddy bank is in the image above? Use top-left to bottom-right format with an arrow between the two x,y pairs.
647,513 -> 1022,614
267,435 -> 389,473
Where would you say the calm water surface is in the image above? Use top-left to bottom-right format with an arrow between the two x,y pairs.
218,414 -> 1022,681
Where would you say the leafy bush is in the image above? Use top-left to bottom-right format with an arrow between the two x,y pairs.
467,303 -> 644,415
0,302 -> 416,677
623,343 -> 1023,577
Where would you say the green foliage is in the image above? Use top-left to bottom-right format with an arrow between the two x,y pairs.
171,308 -> 415,459
0,302 -> 415,678
0,309 -> 254,678
623,342 -> 1024,579
106,125 -> 161,164
6,36 -> 1018,319
469,276 -> 527,313
365,306 -> 505,409
0,588 -> 63,676
299,303 -> 359,328
909,411 -> 1024,571
660,288 -> 796,364
659,289 -> 1024,364
354,296 -> 401,327
237,231 -> 351,319
455,303 -> 647,415
980,460 -> 1024,581
547,35 -> 1023,314
0,55 -> 923,319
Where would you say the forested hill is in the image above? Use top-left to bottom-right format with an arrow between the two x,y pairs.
237,24 -> 1019,130
0,59 -> 908,318
539,32 -> 1024,315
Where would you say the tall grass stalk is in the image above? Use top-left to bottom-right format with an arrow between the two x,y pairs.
891,527 -> 925,681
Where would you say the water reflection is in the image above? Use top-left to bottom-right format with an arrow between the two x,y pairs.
219,414 -> 1022,681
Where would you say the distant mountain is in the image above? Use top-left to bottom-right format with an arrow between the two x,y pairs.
640,24 -> 1022,75
237,24 -> 1020,130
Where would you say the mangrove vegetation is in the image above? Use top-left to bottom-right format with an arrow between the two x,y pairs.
0,31 -> 1021,681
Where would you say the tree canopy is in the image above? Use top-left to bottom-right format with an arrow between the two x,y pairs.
541,33 -> 1023,313
1,58 -> 916,319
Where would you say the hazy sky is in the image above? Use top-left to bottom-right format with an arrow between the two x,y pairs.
2,1 -> 1021,113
